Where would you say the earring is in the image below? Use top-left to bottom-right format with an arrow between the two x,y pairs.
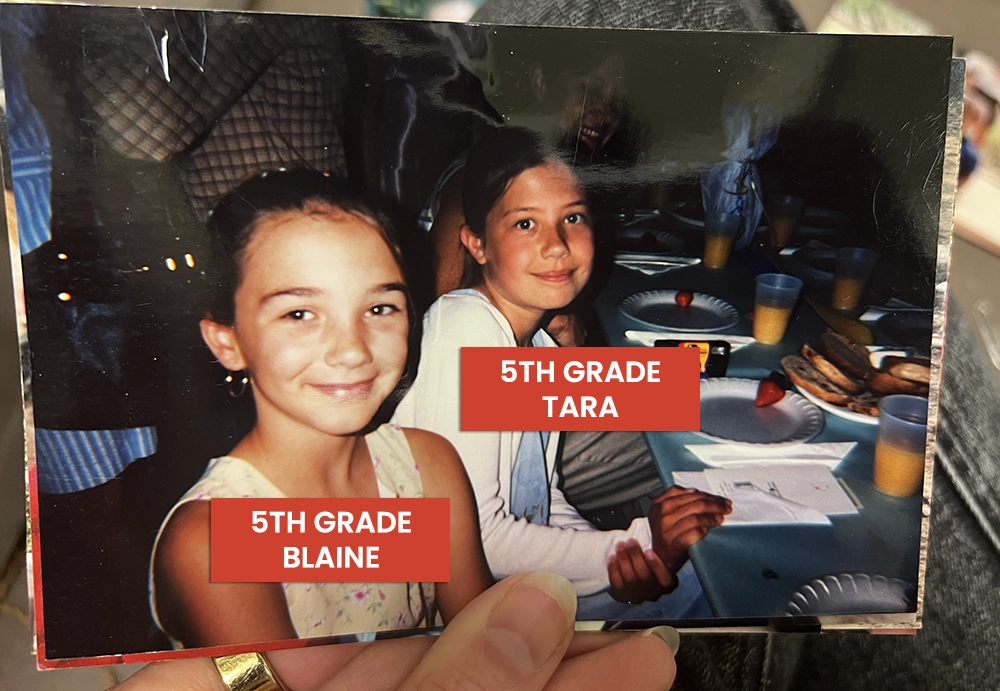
225,370 -> 250,398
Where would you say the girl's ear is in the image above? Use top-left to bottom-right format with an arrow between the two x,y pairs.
200,318 -> 247,371
459,224 -> 487,266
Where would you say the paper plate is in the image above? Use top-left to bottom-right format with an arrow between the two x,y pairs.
794,385 -> 879,427
620,291 -> 740,333
786,573 -> 915,616
613,227 -> 685,254
698,378 -> 824,446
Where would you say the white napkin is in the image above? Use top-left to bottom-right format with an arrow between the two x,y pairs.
672,471 -> 831,525
614,259 -> 689,276
684,441 -> 856,468
624,330 -> 754,349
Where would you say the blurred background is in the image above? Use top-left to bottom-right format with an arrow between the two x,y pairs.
1,0 -> 999,687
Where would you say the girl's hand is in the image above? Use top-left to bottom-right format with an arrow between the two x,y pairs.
607,539 -> 677,604
115,572 -> 679,691
647,486 -> 732,574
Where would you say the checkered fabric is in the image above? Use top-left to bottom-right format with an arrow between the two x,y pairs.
76,9 -> 347,215
471,0 -> 805,31
179,46 -> 348,218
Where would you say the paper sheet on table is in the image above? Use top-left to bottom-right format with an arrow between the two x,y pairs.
625,330 -> 754,349
684,442 -> 856,468
673,470 -> 830,525
673,464 -> 858,525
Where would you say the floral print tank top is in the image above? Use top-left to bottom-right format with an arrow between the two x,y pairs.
149,424 -> 436,644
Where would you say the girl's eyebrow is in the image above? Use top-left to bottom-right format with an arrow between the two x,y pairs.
375,282 -> 407,295
500,200 -> 587,219
501,206 -> 539,218
260,287 -> 320,304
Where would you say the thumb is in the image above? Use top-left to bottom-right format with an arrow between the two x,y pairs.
399,572 -> 577,691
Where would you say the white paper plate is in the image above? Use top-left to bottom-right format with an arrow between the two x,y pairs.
794,384 -> 879,427
698,378 -> 824,446
621,291 -> 740,333
786,573 -> 915,616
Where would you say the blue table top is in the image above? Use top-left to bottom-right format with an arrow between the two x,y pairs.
595,252 -> 923,619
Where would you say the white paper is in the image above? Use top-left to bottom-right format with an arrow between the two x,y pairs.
673,470 -> 831,525
705,465 -> 858,516
673,464 -> 859,526
684,441 -> 857,468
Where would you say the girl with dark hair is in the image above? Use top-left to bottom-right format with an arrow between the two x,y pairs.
148,169 -> 491,648
395,129 -> 731,617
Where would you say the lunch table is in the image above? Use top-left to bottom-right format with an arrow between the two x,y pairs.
594,251 -> 924,620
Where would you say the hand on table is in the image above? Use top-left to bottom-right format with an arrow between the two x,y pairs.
607,538 -> 676,604
115,572 -> 679,691
647,486 -> 732,574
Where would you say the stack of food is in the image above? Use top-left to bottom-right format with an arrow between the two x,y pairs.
781,332 -> 930,417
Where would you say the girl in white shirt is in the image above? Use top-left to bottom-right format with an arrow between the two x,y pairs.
395,128 -> 731,615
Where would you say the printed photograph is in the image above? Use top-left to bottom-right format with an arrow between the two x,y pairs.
1,3 -> 954,666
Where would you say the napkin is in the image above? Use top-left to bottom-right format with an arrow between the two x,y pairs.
673,470 -> 831,525
614,259 -> 693,276
684,441 -> 856,468
625,330 -> 754,349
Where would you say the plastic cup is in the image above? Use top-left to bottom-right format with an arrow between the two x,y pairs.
753,273 -> 803,344
873,395 -> 928,498
703,212 -> 741,269
766,195 -> 804,248
832,247 -> 878,311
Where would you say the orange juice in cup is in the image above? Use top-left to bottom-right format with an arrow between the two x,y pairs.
832,247 -> 878,311
753,304 -> 794,344
703,212 -> 741,269
765,195 -> 804,248
753,273 -> 803,345
873,395 -> 928,498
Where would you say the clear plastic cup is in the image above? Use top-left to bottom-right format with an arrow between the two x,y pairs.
753,273 -> 803,344
703,212 -> 741,269
832,247 -> 878,311
766,195 -> 804,248
873,395 -> 928,498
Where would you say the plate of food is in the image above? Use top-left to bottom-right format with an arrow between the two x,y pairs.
781,332 -> 931,425
621,290 -> 740,332
698,378 -> 824,446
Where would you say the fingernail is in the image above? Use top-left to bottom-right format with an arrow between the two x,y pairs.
487,573 -> 576,673
642,626 -> 681,655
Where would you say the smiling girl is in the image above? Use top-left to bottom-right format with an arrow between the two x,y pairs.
394,127 -> 730,617
149,170 -> 491,648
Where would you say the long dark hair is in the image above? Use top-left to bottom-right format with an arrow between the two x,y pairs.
205,168 -> 408,326
461,126 -> 571,240
204,168 -> 415,429
460,127 -> 579,285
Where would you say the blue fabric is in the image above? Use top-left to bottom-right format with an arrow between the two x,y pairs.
2,5 -> 52,254
35,427 -> 158,494
510,430 -> 550,524
700,101 -> 781,250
